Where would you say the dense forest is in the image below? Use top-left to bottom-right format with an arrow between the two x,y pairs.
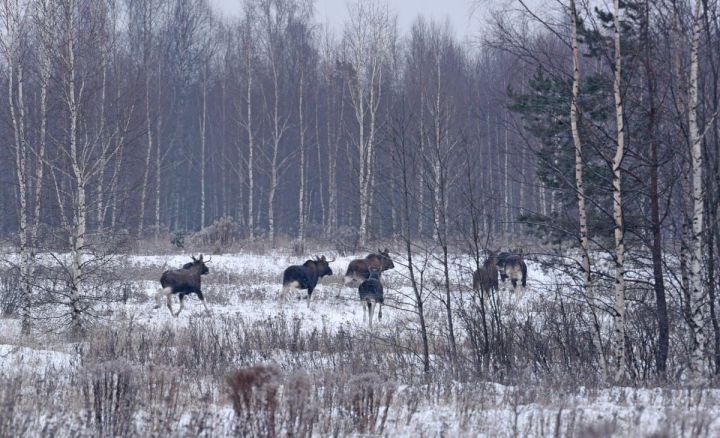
2,0 -> 720,384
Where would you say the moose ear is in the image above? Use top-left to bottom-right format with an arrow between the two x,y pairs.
384,248 -> 389,254
321,255 -> 326,261
191,255 -> 197,262
199,254 -> 204,261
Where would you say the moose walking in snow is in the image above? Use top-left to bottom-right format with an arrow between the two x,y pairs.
155,254 -> 211,317
359,268 -> 384,327
344,248 -> 395,287
282,255 -> 334,304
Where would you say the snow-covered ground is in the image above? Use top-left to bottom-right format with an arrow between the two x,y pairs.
0,249 -> 718,436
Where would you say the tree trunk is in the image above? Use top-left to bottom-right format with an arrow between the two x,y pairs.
570,0 -> 607,380
688,0 -> 707,379
611,0 -> 627,382
8,58 -> 30,333
246,60 -> 255,238
200,68 -> 208,229
139,69 -> 154,236
67,18 -> 84,335
642,0 -> 669,376
154,72 -> 163,238
298,71 -> 306,242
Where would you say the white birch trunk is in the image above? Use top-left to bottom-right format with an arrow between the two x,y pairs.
200,68 -> 208,229
7,59 -> 30,332
612,0 -> 627,382
688,0 -> 707,378
33,47 -> 50,247
432,61 -> 442,241
298,71 -> 306,242
139,69 -> 154,236
570,0 -> 607,380
504,126 -> 510,234
418,91 -> 425,237
267,61 -> 289,246
67,10 -> 85,334
246,60 -> 255,238
314,89 -> 325,229
327,76 -> 341,233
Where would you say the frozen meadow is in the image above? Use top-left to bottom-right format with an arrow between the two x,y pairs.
0,248 -> 719,437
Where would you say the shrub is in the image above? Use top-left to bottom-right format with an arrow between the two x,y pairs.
191,216 -> 241,248
332,226 -> 360,256
0,265 -> 22,316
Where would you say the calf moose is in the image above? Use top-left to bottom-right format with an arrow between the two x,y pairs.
344,248 -> 394,287
473,252 -> 499,296
155,254 -> 211,317
282,255 -> 334,304
358,268 -> 384,327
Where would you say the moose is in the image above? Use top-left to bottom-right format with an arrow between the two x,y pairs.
155,254 -> 211,317
344,248 -> 395,287
496,251 -> 528,291
358,267 -> 384,327
473,251 -> 499,296
282,255 -> 334,304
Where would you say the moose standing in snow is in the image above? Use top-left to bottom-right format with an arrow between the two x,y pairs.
344,248 -> 395,287
154,255 -> 211,317
358,267 -> 384,327
473,251 -> 499,296
282,255 -> 334,304
496,251 -> 528,291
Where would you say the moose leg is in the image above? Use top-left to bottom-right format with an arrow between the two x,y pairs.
165,291 -> 174,316
175,294 -> 186,317
306,287 -> 314,308
369,301 -> 375,328
196,291 -> 211,315
155,287 -> 172,309
378,303 -> 383,320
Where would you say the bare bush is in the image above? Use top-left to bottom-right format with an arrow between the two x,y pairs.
228,365 -> 282,436
81,360 -> 139,437
29,253 -> 131,336
332,226 -> 360,256
191,216 -> 242,249
0,374 -> 31,436
0,265 -> 21,316
343,372 -> 396,434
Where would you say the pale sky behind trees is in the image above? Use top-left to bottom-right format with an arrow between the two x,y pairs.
209,0 -> 490,39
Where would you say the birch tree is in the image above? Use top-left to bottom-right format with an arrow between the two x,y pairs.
45,0 -> 131,334
133,0 -> 157,236
1,0 -> 32,331
569,0 -> 606,380
688,0 -> 707,378
343,1 -> 393,246
238,7 -> 256,237
611,0 -> 627,382
255,0 -> 308,244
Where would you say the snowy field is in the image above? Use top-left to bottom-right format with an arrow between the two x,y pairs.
1,248 -> 719,436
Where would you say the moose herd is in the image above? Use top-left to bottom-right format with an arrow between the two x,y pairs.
155,248 -> 527,326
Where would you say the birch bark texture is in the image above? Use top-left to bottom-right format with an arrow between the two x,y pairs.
611,0 -> 627,382
688,0 -> 707,379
